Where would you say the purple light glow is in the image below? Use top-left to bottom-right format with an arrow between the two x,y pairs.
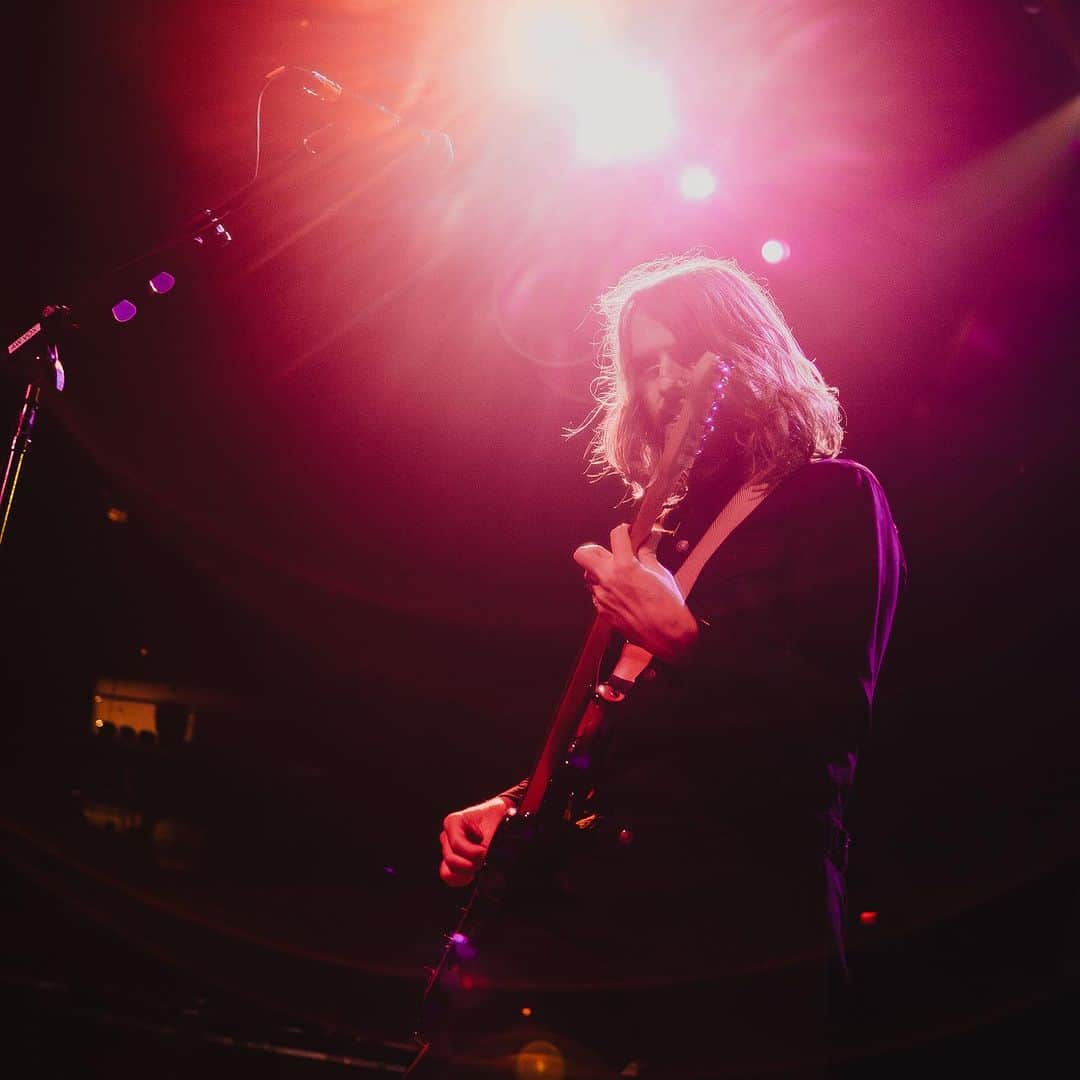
451,932 -> 468,945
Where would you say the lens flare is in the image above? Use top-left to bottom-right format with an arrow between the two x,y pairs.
679,165 -> 717,200
760,239 -> 790,264
515,1040 -> 565,1080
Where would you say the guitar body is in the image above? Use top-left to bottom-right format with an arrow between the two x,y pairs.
416,692 -> 611,1031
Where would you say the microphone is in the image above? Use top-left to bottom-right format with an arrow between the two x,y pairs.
293,67 -> 453,169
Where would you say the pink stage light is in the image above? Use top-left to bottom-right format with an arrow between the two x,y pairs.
760,239 -> 790,264
679,165 -> 716,200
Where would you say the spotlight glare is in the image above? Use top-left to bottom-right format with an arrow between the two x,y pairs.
497,2 -> 676,165
760,239 -> 790,264
679,165 -> 716,200
499,2 -> 614,100
574,60 -> 676,164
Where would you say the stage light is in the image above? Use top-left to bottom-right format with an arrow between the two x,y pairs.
574,58 -> 675,164
679,165 -> 716,200
499,2 -> 613,100
761,239 -> 790,264
111,299 -> 137,323
498,2 -> 676,164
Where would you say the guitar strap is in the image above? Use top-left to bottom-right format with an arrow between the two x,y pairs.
610,482 -> 770,685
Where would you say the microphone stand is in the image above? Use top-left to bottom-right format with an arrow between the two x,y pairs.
1,307 -> 69,546
0,383 -> 43,546
1,106 -> 450,548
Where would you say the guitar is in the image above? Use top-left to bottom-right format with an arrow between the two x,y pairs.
411,350 -> 732,1058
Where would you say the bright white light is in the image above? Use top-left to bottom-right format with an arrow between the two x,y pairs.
498,2 -> 614,100
761,239 -> 790,264
679,165 -> 716,200
497,2 -> 676,165
573,58 -> 676,164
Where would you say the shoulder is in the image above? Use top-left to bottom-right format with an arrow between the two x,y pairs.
772,456 -> 880,498
766,458 -> 891,524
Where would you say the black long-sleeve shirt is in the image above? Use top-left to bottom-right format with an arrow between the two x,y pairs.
500,457 -> 904,979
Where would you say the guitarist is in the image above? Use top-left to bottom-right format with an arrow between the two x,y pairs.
430,255 -> 904,1077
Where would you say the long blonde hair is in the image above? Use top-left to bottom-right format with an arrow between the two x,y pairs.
588,254 -> 843,496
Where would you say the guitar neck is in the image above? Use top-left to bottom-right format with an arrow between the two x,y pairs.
519,614 -> 609,816
517,351 -> 721,818
518,491 -> 665,818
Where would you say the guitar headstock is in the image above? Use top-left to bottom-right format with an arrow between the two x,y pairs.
631,352 -> 734,547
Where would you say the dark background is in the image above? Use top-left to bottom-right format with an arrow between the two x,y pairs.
1,1 -> 1078,1074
